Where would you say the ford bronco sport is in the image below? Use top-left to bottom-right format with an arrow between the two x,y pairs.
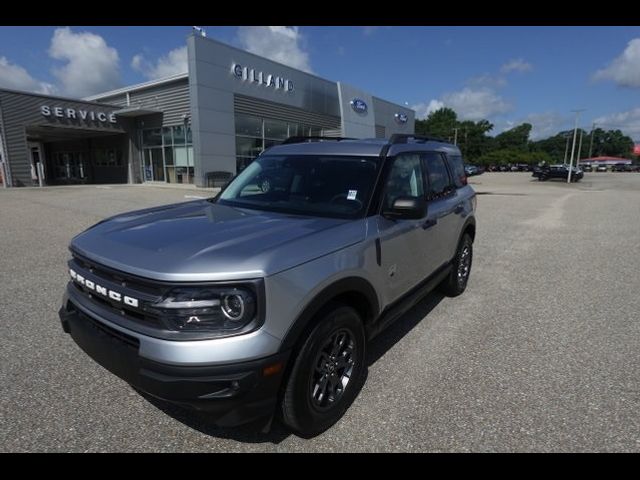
59,134 -> 477,437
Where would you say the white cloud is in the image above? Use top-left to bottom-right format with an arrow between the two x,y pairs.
411,99 -> 445,119
131,46 -> 188,80
440,87 -> 512,121
236,26 -> 312,73
500,58 -> 533,74
517,112 -> 569,140
594,108 -> 640,141
48,27 -> 121,97
412,88 -> 511,122
593,38 -> 640,88
0,56 -> 55,94
467,73 -> 507,89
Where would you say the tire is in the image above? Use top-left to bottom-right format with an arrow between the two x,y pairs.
439,233 -> 473,297
280,304 -> 366,437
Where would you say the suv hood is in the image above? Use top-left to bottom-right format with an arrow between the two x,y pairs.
70,200 -> 365,281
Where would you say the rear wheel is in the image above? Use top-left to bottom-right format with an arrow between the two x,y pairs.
280,305 -> 366,437
439,233 -> 473,297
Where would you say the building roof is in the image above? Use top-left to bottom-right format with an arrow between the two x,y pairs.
581,156 -> 630,162
83,72 -> 188,101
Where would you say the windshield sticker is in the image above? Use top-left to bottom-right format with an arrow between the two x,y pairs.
347,190 -> 358,200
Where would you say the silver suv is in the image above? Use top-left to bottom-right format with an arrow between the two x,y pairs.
59,134 -> 477,437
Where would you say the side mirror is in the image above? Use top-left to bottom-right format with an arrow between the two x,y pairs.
383,196 -> 426,220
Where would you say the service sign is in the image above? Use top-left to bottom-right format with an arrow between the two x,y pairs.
41,105 -> 117,124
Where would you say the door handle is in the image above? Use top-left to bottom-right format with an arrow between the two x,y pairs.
422,218 -> 437,229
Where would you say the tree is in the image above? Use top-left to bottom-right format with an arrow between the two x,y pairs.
415,107 -> 458,140
494,123 -> 532,151
458,119 -> 494,161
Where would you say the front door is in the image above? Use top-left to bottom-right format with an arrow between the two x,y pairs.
376,152 -> 431,304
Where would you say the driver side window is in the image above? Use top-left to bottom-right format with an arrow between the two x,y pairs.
383,154 -> 425,209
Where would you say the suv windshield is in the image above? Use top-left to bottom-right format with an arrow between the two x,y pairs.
217,155 -> 380,218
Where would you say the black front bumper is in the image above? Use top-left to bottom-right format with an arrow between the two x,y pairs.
59,301 -> 289,427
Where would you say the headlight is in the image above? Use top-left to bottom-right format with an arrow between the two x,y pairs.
147,286 -> 258,334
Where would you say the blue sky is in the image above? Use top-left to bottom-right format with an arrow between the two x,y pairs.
1,26 -> 640,140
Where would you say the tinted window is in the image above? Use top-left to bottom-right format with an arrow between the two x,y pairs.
219,155 -> 380,219
424,153 -> 453,199
447,154 -> 467,188
383,154 -> 425,210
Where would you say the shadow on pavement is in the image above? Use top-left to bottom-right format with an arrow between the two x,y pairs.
366,291 -> 445,367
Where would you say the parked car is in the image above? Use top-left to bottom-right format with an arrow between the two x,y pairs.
612,163 -> 632,172
58,134 -> 477,437
582,164 -> 593,172
596,164 -> 608,172
532,164 -> 583,182
464,164 -> 484,176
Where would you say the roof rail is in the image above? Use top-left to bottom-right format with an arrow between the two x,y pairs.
281,136 -> 355,145
388,134 -> 447,145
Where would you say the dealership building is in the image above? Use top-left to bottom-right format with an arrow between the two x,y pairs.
0,33 -> 415,188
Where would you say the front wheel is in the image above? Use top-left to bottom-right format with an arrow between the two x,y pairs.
280,305 -> 366,437
439,233 -> 473,297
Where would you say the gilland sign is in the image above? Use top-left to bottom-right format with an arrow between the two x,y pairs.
232,63 -> 294,93
41,105 -> 118,124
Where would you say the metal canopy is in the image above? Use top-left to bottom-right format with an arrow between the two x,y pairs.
112,106 -> 162,117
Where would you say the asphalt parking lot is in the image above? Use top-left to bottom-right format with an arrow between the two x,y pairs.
1,173 -> 639,452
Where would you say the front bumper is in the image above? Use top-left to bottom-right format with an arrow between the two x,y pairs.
59,300 -> 290,427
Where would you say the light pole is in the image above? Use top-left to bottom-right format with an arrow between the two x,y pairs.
453,127 -> 458,146
563,133 -> 570,164
577,128 -> 584,167
588,122 -> 596,159
567,109 -> 585,183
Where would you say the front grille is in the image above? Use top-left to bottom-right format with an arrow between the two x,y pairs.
68,252 -> 168,330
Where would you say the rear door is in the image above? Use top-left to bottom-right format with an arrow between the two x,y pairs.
422,152 -> 461,267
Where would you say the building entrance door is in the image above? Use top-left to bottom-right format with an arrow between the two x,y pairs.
143,148 -> 164,181
27,142 -> 45,186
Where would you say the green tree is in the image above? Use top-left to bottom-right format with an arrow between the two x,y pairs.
458,119 -> 494,161
415,107 -> 458,140
494,123 -> 532,151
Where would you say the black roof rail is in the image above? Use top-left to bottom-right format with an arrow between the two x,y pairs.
281,136 -> 355,145
388,134 -> 448,145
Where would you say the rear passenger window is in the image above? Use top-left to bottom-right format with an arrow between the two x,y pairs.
423,153 -> 454,200
446,154 -> 467,188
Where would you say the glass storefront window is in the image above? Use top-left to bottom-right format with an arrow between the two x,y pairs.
143,128 -> 162,146
164,147 -> 174,166
235,114 -> 262,137
151,148 -> 164,181
173,125 -> 186,145
264,139 -> 280,150
174,146 -> 194,167
162,127 -> 173,146
264,119 -> 288,140
236,137 -> 263,158
236,157 -> 254,173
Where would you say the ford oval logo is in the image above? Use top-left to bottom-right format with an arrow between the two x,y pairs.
394,113 -> 408,124
350,98 -> 368,114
